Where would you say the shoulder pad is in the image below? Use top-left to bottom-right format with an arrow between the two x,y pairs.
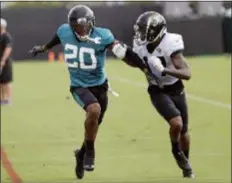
94,27 -> 115,46
163,33 -> 184,57
57,24 -> 72,36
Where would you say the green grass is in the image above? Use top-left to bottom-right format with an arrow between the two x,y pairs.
1,55 -> 231,183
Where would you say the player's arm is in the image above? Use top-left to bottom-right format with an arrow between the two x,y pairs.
163,35 -> 191,80
29,33 -> 61,57
1,47 -> 12,66
0,34 -> 12,69
43,33 -> 61,50
163,52 -> 191,80
107,41 -> 147,72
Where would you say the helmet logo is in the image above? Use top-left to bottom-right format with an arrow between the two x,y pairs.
157,48 -> 162,53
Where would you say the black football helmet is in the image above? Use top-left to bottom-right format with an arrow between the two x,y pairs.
68,5 -> 95,42
133,11 -> 167,45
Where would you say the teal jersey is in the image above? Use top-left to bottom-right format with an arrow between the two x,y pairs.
57,24 -> 115,87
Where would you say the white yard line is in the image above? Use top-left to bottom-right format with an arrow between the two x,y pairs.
187,94 -> 231,109
110,76 -> 231,110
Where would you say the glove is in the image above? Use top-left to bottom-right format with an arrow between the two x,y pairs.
28,45 -> 46,57
148,56 -> 164,77
153,57 -> 164,72
112,42 -> 127,59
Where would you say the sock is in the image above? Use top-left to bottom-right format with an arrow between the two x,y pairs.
85,140 -> 94,151
171,141 -> 182,161
183,149 -> 189,159
78,142 -> 86,157
1,99 -> 9,105
85,140 -> 95,157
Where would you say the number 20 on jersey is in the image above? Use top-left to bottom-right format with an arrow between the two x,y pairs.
64,44 -> 97,70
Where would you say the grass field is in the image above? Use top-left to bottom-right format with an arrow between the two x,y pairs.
1,55 -> 231,183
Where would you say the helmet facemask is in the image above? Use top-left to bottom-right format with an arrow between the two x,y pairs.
68,5 -> 96,43
69,17 -> 94,42
133,24 -> 148,46
147,24 -> 167,43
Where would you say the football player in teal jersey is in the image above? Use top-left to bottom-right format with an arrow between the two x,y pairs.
29,5 -> 147,180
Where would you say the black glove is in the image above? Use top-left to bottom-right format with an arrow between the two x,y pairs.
28,45 -> 46,57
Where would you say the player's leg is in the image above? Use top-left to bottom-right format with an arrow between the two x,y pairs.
2,83 -> 12,101
168,115 -> 193,176
0,62 -> 13,105
84,102 -> 100,170
76,81 -> 109,161
71,87 -> 101,178
73,82 -> 108,179
149,88 -> 192,177
90,80 -> 109,126
0,84 -> 3,101
173,92 -> 194,178
1,83 -> 7,101
180,133 -> 190,159
149,92 -> 182,158
173,92 -> 190,159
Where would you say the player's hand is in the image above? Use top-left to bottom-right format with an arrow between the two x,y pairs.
28,45 -> 45,57
0,60 -> 6,71
150,56 -> 164,73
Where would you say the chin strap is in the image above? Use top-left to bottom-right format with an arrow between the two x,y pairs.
74,29 -> 101,44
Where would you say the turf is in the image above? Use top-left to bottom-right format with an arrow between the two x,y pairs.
1,55 -> 231,183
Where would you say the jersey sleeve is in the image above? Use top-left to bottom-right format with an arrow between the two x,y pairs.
166,34 -> 184,57
56,24 -> 66,38
102,29 -> 115,47
4,33 -> 12,47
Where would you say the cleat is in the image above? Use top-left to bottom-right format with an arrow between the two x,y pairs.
175,151 -> 195,178
183,169 -> 195,179
74,149 -> 85,179
84,150 -> 95,171
175,151 -> 192,170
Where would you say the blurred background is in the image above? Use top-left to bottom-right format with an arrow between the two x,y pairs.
1,1 -> 232,60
